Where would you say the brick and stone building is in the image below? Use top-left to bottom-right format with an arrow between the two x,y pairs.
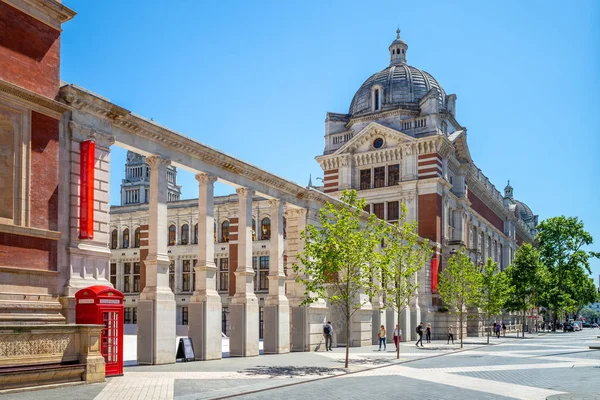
315,29 -> 538,337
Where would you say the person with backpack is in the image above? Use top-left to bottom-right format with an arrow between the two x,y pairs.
415,322 -> 424,347
323,321 -> 333,351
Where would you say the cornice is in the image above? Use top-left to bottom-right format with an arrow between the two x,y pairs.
0,79 -> 70,118
347,107 -> 419,128
4,0 -> 76,30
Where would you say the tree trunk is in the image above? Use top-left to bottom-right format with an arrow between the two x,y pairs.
460,309 -> 464,349
396,308 -> 400,360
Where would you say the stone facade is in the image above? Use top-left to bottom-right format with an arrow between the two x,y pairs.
315,30 -> 538,340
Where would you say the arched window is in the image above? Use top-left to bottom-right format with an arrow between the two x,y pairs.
373,88 -> 380,111
283,217 -> 287,239
221,220 -> 230,243
168,224 -> 176,246
122,228 -> 129,249
252,219 -> 257,241
110,229 -> 118,249
194,223 -> 198,244
134,227 -> 141,248
213,222 -> 217,243
181,224 -> 189,245
261,217 -> 271,240
0,115 -> 14,221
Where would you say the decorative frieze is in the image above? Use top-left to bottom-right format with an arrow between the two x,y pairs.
0,334 -> 73,358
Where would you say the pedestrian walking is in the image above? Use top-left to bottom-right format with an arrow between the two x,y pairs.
393,324 -> 402,351
415,322 -> 424,347
502,323 -> 506,337
495,322 -> 501,338
447,325 -> 454,344
323,321 -> 333,351
378,325 -> 386,351
426,323 -> 432,343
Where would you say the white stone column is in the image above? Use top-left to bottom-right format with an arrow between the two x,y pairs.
400,305 -> 411,342
263,199 -> 290,354
229,187 -> 259,357
189,173 -> 222,360
137,155 -> 176,365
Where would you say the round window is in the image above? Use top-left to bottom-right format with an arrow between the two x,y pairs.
373,138 -> 384,149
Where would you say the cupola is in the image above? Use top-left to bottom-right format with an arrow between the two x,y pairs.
389,28 -> 408,65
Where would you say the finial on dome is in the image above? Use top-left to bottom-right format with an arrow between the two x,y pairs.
504,180 -> 513,199
389,28 -> 408,65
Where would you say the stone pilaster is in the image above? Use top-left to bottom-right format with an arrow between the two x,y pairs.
188,173 -> 222,361
229,187 -> 259,357
400,305 -> 411,342
263,199 -> 290,354
137,155 -> 176,365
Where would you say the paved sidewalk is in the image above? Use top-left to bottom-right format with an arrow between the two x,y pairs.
0,335 -> 524,400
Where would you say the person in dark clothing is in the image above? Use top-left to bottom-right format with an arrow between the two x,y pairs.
426,323 -> 432,343
495,323 -> 501,338
502,323 -> 506,337
415,322 -> 424,347
447,326 -> 455,344
323,321 -> 333,351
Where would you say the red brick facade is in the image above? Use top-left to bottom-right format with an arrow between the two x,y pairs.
0,232 -> 57,271
418,193 -> 442,244
467,191 -> 504,232
0,2 -> 61,98
30,111 -> 60,231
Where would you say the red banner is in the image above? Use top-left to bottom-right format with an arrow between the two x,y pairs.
79,140 -> 95,240
431,255 -> 439,293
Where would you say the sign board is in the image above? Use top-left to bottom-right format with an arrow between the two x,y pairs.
100,299 -> 121,304
78,299 -> 94,304
176,338 -> 195,362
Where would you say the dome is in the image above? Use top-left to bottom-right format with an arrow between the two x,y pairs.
514,200 -> 534,222
349,64 -> 446,116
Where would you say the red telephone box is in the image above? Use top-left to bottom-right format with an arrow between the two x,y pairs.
75,285 -> 124,377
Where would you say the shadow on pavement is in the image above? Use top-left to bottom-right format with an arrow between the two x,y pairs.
240,365 -> 340,378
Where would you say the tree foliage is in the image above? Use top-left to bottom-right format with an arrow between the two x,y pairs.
437,249 -> 481,348
293,190 -> 385,368
380,203 -> 432,358
505,243 -> 544,336
477,258 -> 510,342
536,216 -> 599,327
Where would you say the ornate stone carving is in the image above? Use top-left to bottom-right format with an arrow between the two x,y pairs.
195,172 -> 218,185
68,120 -> 115,149
235,187 -> 255,198
146,155 -> 171,169
0,334 -> 73,357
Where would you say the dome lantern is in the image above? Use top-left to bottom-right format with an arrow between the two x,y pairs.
504,180 -> 514,199
389,28 -> 408,65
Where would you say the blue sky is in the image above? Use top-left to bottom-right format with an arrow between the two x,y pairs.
61,0 -> 600,282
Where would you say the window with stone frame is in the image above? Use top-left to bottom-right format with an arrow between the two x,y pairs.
387,201 -> 399,221
111,229 -> 118,249
122,228 -> 130,248
219,258 -> 229,291
373,88 -> 381,111
261,218 -> 271,240
221,221 -> 230,243
181,224 -> 189,245
169,260 -> 175,291
387,164 -> 400,186
374,166 -> 386,188
479,232 -> 485,260
182,259 -> 192,292
132,308 -> 137,324
181,306 -> 188,325
110,263 -> 117,288
168,224 -> 176,246
364,204 -> 371,214
252,256 -> 258,291
222,309 -> 228,336
133,262 -> 140,292
213,258 -> 218,290
252,219 -> 257,241
373,203 -> 385,220
487,237 -> 492,262
191,259 -> 197,292
259,256 -> 269,291
194,223 -> 198,244
283,217 -> 287,239
134,227 -> 140,248
123,263 -> 132,293
124,307 -> 132,324
360,169 -> 371,190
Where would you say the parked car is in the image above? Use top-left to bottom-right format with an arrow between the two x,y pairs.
592,323 -> 599,328
563,323 -> 575,332
582,322 -> 593,328
573,321 -> 582,331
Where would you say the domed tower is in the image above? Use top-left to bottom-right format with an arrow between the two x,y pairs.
389,28 -> 408,65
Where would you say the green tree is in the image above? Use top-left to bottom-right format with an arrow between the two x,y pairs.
505,243 -> 543,337
293,189 -> 385,368
380,203 -> 432,359
536,216 -> 599,329
438,249 -> 481,348
564,269 -> 598,319
477,258 -> 510,343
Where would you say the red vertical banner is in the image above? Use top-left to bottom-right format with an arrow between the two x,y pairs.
430,255 -> 439,293
79,140 -> 95,240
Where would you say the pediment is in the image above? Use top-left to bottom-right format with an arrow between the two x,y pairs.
448,130 -> 472,163
332,122 -> 414,156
